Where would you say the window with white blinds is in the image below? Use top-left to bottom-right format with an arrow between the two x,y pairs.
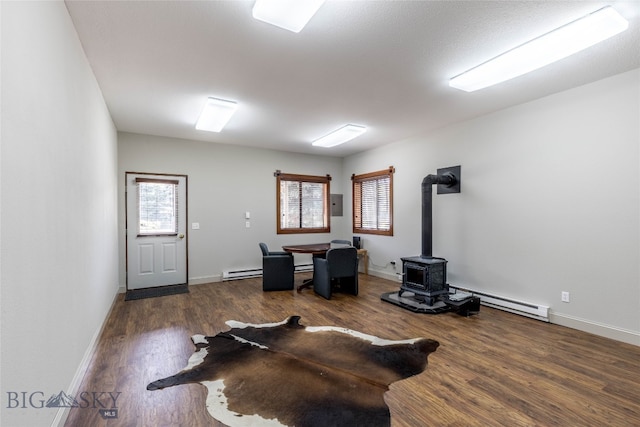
352,167 -> 394,236
276,171 -> 331,234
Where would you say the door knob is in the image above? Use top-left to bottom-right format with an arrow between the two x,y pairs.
178,233 -> 185,239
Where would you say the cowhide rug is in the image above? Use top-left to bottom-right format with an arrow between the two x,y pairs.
147,315 -> 439,427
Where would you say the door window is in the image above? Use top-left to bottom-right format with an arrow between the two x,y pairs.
136,178 -> 179,235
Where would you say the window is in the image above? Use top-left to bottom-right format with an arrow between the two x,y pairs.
276,171 -> 331,234
352,166 -> 394,235
136,178 -> 179,235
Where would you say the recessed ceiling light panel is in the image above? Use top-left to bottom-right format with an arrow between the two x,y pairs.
253,0 -> 325,33
195,97 -> 238,132
312,124 -> 367,148
449,6 -> 629,92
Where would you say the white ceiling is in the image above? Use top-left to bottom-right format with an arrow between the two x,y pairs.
65,1 -> 640,157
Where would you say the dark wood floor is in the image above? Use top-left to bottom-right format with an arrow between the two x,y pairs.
65,273 -> 640,426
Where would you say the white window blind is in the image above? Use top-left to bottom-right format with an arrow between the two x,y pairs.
352,167 -> 394,236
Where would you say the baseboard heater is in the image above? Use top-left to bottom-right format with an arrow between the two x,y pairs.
222,263 -> 313,281
450,286 -> 549,322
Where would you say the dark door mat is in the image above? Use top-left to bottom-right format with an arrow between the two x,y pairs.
125,284 -> 189,301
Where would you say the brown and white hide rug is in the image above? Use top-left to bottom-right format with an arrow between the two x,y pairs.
147,315 -> 439,427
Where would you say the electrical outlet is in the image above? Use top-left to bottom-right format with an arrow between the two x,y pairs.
561,291 -> 570,303
390,260 -> 396,269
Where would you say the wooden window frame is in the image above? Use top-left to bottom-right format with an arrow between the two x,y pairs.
276,171 -> 331,234
352,166 -> 394,236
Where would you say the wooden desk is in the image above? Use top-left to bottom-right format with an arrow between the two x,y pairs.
282,244 -> 367,291
282,243 -> 330,255
282,243 -> 330,292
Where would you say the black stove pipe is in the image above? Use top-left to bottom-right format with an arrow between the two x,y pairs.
421,172 -> 457,258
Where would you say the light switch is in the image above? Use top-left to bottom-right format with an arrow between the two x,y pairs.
245,221 -> 251,228
245,211 -> 251,219
192,222 -> 200,230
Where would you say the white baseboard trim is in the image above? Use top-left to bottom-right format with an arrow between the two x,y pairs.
51,288 -> 121,427
118,275 -> 223,293
189,274 -> 223,285
549,312 -> 640,346
367,269 -> 403,283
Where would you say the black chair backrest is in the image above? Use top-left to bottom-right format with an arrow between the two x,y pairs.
330,239 -> 351,245
330,239 -> 352,250
259,242 -> 269,256
326,247 -> 358,277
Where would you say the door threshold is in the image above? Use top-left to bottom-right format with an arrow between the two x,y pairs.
125,284 -> 189,301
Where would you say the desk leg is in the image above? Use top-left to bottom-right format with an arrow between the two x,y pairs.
297,278 -> 313,292
357,249 -> 368,275
296,253 -> 323,292
364,252 -> 368,275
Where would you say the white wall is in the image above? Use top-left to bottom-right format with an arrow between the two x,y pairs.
344,69 -> 640,345
1,2 -> 119,426
118,132 -> 346,286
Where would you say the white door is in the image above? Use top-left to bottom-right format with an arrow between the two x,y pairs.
126,173 -> 187,290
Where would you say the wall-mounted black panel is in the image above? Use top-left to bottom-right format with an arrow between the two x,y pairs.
437,165 -> 461,194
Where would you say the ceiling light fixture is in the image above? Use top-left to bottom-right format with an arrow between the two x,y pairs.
312,124 -> 367,148
449,6 -> 629,92
252,0 -> 325,33
195,97 -> 238,132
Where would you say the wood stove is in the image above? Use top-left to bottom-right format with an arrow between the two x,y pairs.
381,166 -> 462,312
397,167 -> 460,305
399,256 -> 448,305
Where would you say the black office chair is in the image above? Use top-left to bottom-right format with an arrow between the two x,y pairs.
312,246 -> 359,300
259,243 -> 294,291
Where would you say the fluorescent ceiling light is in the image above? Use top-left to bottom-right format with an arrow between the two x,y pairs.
449,6 -> 629,92
253,0 -> 325,33
195,97 -> 238,132
312,124 -> 367,148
